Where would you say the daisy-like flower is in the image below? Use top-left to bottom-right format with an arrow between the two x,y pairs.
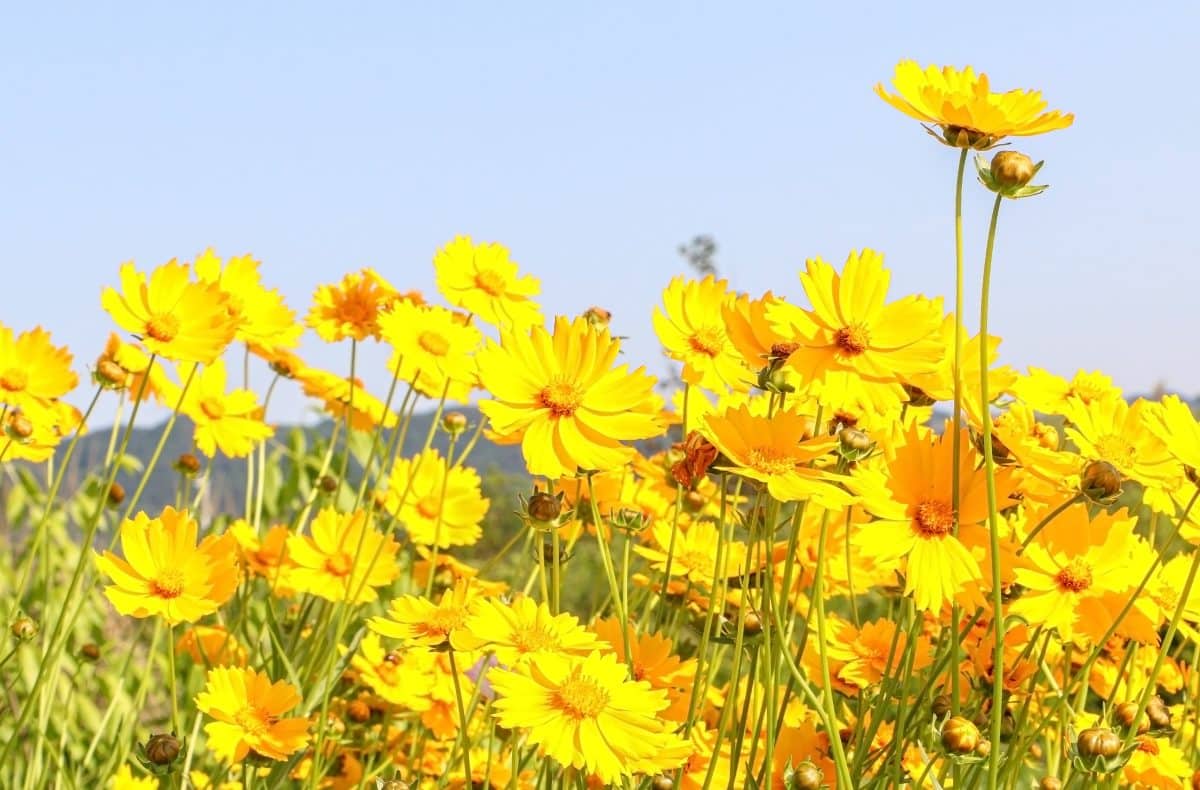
434,235 -> 541,328
0,324 -> 77,416
370,578 -> 480,650
176,625 -> 248,667
345,633 -> 434,710
722,290 -> 791,374
286,508 -> 399,604
193,249 -> 302,351
591,616 -> 696,721
476,316 -> 664,478
1,403 -> 80,464
653,275 -> 750,392
379,301 -> 481,401
767,249 -> 945,386
1122,735 -> 1192,789
306,268 -> 399,343
451,595 -> 599,665
95,507 -> 238,624
1009,367 -> 1123,418
827,618 -> 931,690
1145,394 -> 1200,474
177,359 -> 273,458
195,666 -> 310,763
101,260 -> 238,364
94,332 -> 163,401
488,650 -> 688,783
635,520 -> 747,586
382,448 -> 489,548
295,367 -> 397,432
1066,397 -> 1179,514
704,404 -> 850,507
229,521 -> 298,595
876,60 -> 1074,149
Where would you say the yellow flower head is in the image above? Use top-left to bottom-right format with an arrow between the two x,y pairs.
286,508 -> 400,604
178,359 -> 273,458
653,275 -> 750,393
477,316 -> 664,478
101,260 -> 238,364
296,367 -> 397,431
1066,397 -> 1179,514
370,578 -> 480,650
110,764 -> 156,790
95,332 -> 163,401
176,624 -> 248,667
379,301 -> 481,401
195,666 -> 310,763
346,633 -> 434,710
721,290 -> 792,372
876,60 -> 1074,148
382,448 -> 489,548
0,324 -> 77,415
451,595 -> 600,665
95,507 -> 239,624
193,248 -> 302,351
434,235 -> 541,328
1145,394 -> 1200,473
591,616 -> 695,721
306,268 -> 399,343
229,520 -> 298,596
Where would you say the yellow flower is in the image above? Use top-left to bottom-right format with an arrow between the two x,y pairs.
296,367 -> 397,431
1009,367 -> 1123,418
0,324 -> 77,415
306,268 -> 399,342
229,521 -> 298,596
590,616 -> 696,722
451,595 -> 600,665
653,275 -> 750,392
434,235 -> 541,328
722,290 -> 792,373
370,578 -> 479,650
178,359 -> 273,458
1145,394 -> 1200,473
95,507 -> 239,624
101,260 -> 237,364
95,332 -> 163,401
1066,397 -> 1179,514
346,633 -> 434,710
378,301 -> 480,401
876,60 -> 1074,148
382,449 -> 489,548
489,650 -> 688,783
635,520 -> 746,586
1122,735 -> 1191,788
477,316 -> 664,478
1,402 -> 82,464
176,625 -> 248,667
767,249 -> 944,385
110,764 -> 156,790
195,666 -> 310,763
286,508 -> 399,604
193,248 -> 302,351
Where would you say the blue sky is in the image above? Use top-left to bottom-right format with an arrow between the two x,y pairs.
3,3 -> 1196,424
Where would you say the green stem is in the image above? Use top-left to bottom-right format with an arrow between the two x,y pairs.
447,650 -> 473,786
949,146 -> 969,725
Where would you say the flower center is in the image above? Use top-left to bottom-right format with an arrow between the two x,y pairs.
152,568 -> 186,599
746,447 -> 796,476
687,326 -> 725,357
554,669 -> 610,719
1135,735 -> 1159,755
511,625 -> 560,654
417,331 -> 450,357
416,496 -> 440,520
234,706 -> 273,736
324,552 -> 354,578
1055,559 -> 1093,593
200,397 -> 226,420
0,368 -> 27,393
539,379 -> 583,418
1093,434 -> 1135,470
427,606 -> 467,637
913,500 -> 955,538
1069,374 -> 1110,405
474,269 -> 507,297
677,549 -> 715,577
834,324 -> 870,356
1030,423 -> 1058,451
770,341 -> 800,358
145,314 -> 180,343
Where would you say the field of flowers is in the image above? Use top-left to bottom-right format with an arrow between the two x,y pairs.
1,60 -> 1197,789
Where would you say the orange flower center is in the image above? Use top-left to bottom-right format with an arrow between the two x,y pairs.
145,314 -> 181,343
1068,375 -> 1110,405
416,496 -> 440,520
677,549 -> 715,577
324,552 -> 354,577
0,368 -> 28,393
554,669 -> 609,719
913,500 -> 955,538
473,269 -> 507,297
687,326 -> 724,357
512,625 -> 560,653
427,606 -> 467,637
834,324 -> 870,356
539,379 -> 583,418
152,568 -> 186,599
746,446 -> 796,476
200,397 -> 226,420
1135,735 -> 1159,755
1055,559 -> 1093,592
1030,423 -> 1058,451
417,331 -> 450,357
1093,434 -> 1135,470
234,706 -> 274,736
770,341 -> 800,358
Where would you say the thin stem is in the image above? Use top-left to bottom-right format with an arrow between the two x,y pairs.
447,650 -> 473,786
949,146 -> 969,723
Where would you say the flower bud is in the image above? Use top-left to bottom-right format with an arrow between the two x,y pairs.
1039,778 -> 1062,790
142,733 -> 181,766
346,698 -> 372,723
838,428 -> 872,452
931,694 -> 952,719
974,739 -> 991,758
1113,701 -> 1147,734
991,151 -> 1037,189
583,306 -> 612,331
79,643 -> 101,662
173,453 -> 201,476
525,491 -> 565,528
650,776 -> 675,790
318,474 -> 338,494
1146,696 -> 1172,731
683,490 -> 707,513
442,411 -> 468,436
742,612 -> 763,635
107,482 -> 126,508
788,761 -> 824,790
5,413 -> 33,442
10,617 -> 37,642
1077,726 -> 1122,758
1192,769 -> 1200,790
941,716 -> 981,754
94,358 -> 129,390
1080,460 -> 1122,503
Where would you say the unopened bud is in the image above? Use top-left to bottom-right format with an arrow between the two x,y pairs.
346,698 -> 372,723
583,306 -> 612,331
1076,726 -> 1122,758
1080,460 -> 1122,503
94,359 -> 129,390
442,412 -> 468,436
788,761 -> 824,790
742,612 -> 763,635
10,617 -> 37,642
1146,696 -> 1172,731
1113,701 -> 1147,734
931,694 -> 952,719
991,151 -> 1036,189
318,475 -> 338,494
5,413 -> 33,442
683,490 -> 707,513
79,643 -> 101,662
650,776 -> 674,790
525,491 -> 564,527
107,482 -> 126,508
1039,777 -> 1062,790
174,453 -> 201,476
143,733 -> 181,766
941,716 -> 981,754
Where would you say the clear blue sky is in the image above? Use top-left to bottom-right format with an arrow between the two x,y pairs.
3,3 -> 1196,425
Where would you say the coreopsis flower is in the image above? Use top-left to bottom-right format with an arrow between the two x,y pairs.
177,359 -> 273,458
722,290 -> 792,372
412,547 -> 508,597
229,521 -> 298,595
95,508 -> 238,624
286,509 -> 399,604
307,268 -> 398,342
0,324 -> 77,415
1145,394 -> 1200,475
451,595 -> 599,665
591,617 -> 696,721
296,367 -> 397,431
1009,367 -> 1122,417
1066,397 -> 1179,514
476,316 -> 664,478
382,448 -> 489,548
875,61 -> 1074,149
653,275 -> 750,392
635,520 -> 747,586
703,404 -> 850,507
1,402 -> 81,464
901,317 -> 1018,426
378,301 -> 481,401
345,633 -> 434,710
489,650 -> 689,783
193,249 -> 302,351
434,235 -> 541,328
195,666 -> 310,763
827,618 -> 932,689
101,260 -> 237,364
767,249 -> 944,385
769,722 -> 838,790
370,578 -> 480,649
850,423 -> 1018,612
1122,735 -> 1191,788
95,332 -> 164,401
176,625 -> 247,667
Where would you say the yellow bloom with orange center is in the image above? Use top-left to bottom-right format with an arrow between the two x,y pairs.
193,249 -> 302,351
0,324 -> 77,415
296,367 -> 397,431
1066,397 -> 1179,513
382,448 -> 489,548
176,624 -> 248,667
653,275 -> 750,392
95,507 -> 239,624
476,315 -> 664,478
434,235 -> 541,328
195,666 -> 310,763
767,249 -> 944,385
177,359 -> 273,458
452,595 -> 599,665
306,268 -> 398,342
101,260 -> 237,364
1009,367 -> 1123,418
489,650 -> 688,783
828,618 -> 931,690
1122,735 -> 1191,789
229,521 -> 298,596
722,290 -> 792,373
876,61 -> 1073,148
591,616 -> 696,721
345,633 -> 434,710
286,508 -> 399,604
378,301 -> 481,402
635,520 -> 746,586
370,578 -> 479,650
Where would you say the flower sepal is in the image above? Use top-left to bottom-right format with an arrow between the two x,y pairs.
976,153 -> 1048,199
